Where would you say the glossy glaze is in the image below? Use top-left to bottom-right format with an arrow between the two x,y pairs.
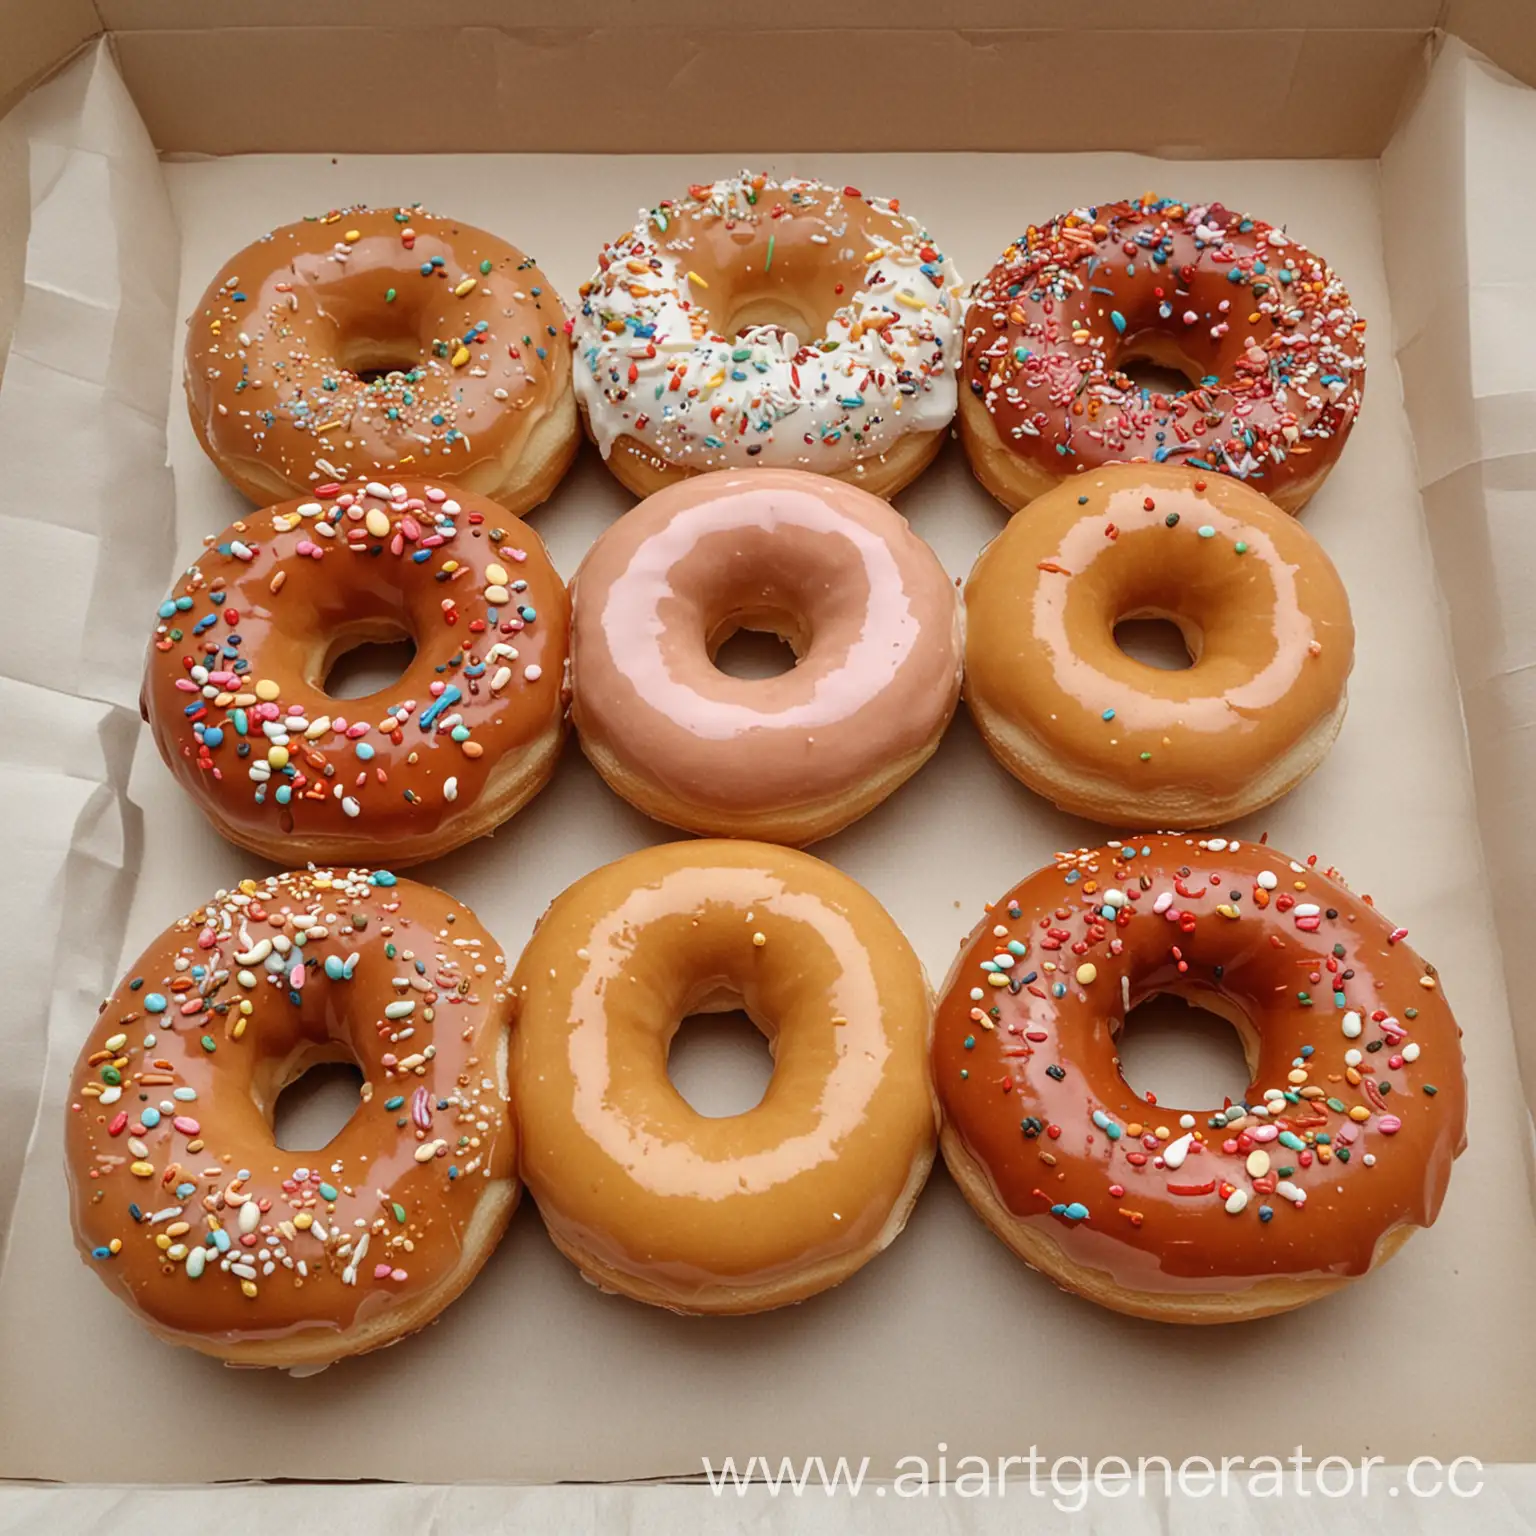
964,465 -> 1353,811
962,197 -> 1365,508
511,841 -> 938,1310
185,205 -> 572,504
570,469 -> 962,835
65,869 -> 515,1353
934,836 -> 1467,1295
142,478 -> 569,866
572,172 -> 962,479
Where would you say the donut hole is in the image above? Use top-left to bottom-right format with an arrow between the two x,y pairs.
1113,614 -> 1198,671
1116,354 -> 1201,398
271,1056 -> 365,1150
1114,991 -> 1257,1112
707,608 -> 805,681
321,626 -> 418,699
725,295 -> 820,344
667,1008 -> 775,1118
334,335 -> 424,385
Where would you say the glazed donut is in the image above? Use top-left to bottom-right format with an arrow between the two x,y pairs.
185,205 -> 579,514
570,467 -> 962,845
142,477 -> 569,867
963,465 -> 1353,826
65,867 -> 517,1367
511,840 -> 938,1313
934,835 -> 1467,1323
572,172 -> 963,499
960,195 -> 1365,514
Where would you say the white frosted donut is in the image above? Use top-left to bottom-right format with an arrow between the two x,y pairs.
572,172 -> 964,499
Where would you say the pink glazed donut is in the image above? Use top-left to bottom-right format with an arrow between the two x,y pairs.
570,468 -> 963,844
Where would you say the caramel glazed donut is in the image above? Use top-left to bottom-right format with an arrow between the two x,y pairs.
512,841 -> 938,1314
570,467 -> 963,845
142,478 -> 569,868
934,836 -> 1467,1323
963,464 -> 1354,826
960,196 -> 1366,514
65,869 -> 517,1367
571,172 -> 964,499
184,205 -> 579,515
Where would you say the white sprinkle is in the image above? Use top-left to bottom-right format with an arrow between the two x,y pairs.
1402,1042 -> 1421,1062
185,1247 -> 206,1279
1225,1189 -> 1249,1215
1341,1011 -> 1363,1039
489,666 -> 512,693
1153,891 -> 1174,915
1162,1132 -> 1194,1170
1275,1181 -> 1306,1206
524,664 -> 542,682
342,796 -> 361,818
444,777 -> 458,802
1257,870 -> 1278,890
1294,903 -> 1321,919
238,1200 -> 261,1234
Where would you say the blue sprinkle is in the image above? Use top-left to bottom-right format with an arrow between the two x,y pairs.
92,1246 -> 113,1260
1259,1206 -> 1274,1223
141,1108 -> 161,1128
1110,311 -> 1127,334
144,994 -> 167,1014
370,870 -> 398,887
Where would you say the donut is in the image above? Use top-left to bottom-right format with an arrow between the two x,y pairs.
511,840 -> 938,1313
185,205 -> 579,514
65,867 -> 517,1367
934,835 -> 1467,1323
963,465 -> 1353,826
142,477 -> 570,867
571,172 -> 963,499
570,467 -> 963,845
960,195 -> 1366,513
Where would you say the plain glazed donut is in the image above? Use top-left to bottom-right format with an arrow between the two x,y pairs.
65,867 -> 517,1367
960,196 -> 1365,514
142,477 -> 569,868
569,467 -> 963,845
572,172 -> 963,499
963,465 -> 1353,826
185,205 -> 579,515
933,835 -> 1467,1323
511,840 -> 938,1314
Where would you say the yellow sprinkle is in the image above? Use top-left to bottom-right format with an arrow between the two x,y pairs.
240,1280 -> 259,1299
1246,1149 -> 1271,1177
453,276 -> 478,297
253,679 -> 281,702
895,291 -> 926,308
232,1018 -> 247,1040
687,271 -> 710,288
485,584 -> 511,605
484,563 -> 509,587
1216,903 -> 1240,920
294,1211 -> 313,1230
268,746 -> 290,769
130,1161 -> 155,1178
104,1033 -> 127,1052
1419,975 -> 1437,989
450,345 -> 470,367
312,420 -> 341,433
752,932 -> 767,948
1287,1068 -> 1309,1085
343,229 -> 361,243
1075,963 -> 1097,985
987,973 -> 1009,988
108,1237 -> 121,1254
1348,1105 -> 1371,1122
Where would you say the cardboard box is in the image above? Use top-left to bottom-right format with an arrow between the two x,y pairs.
2,3 -> 1534,1525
